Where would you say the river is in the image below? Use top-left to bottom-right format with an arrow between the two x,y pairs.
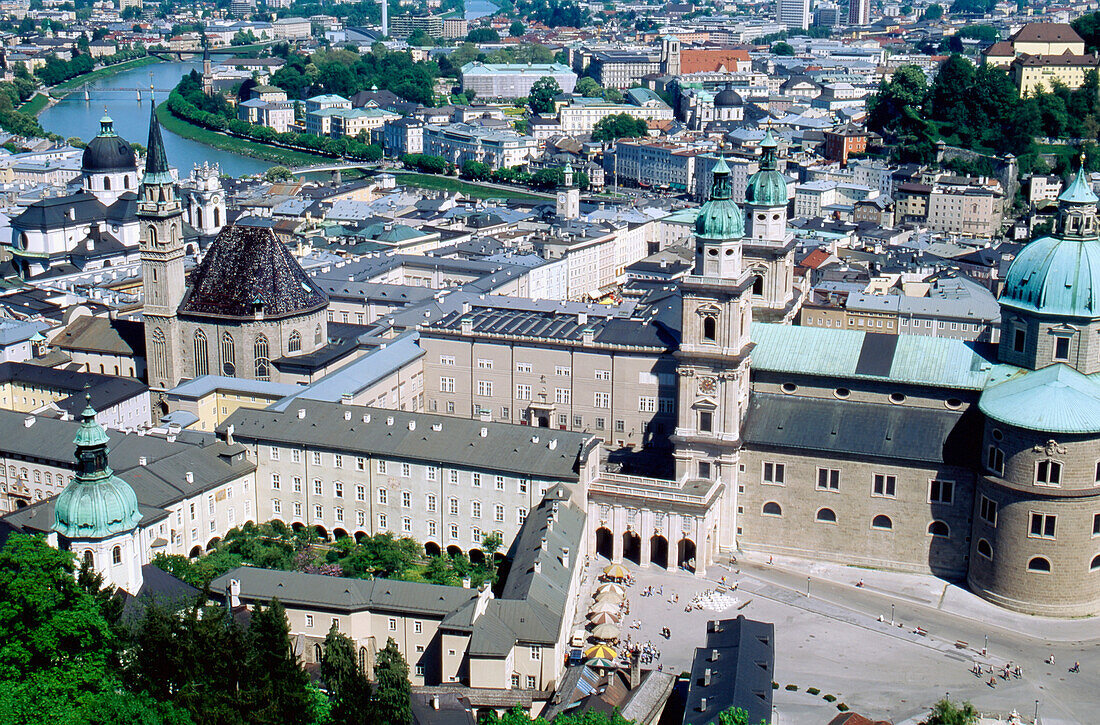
39,61 -> 271,178
465,0 -> 499,19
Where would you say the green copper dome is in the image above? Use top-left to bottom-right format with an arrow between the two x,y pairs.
1001,164 -> 1100,318
695,157 -> 745,240
745,130 -> 787,207
53,399 -> 142,540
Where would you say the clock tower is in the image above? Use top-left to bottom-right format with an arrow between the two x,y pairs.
556,163 -> 580,220
672,157 -> 754,554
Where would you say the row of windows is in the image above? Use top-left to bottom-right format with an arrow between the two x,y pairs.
188,328 -> 320,379
986,447 -> 1100,486
268,450 -> 528,488
761,503 -> 953,535
761,463 -> 955,503
1012,327 -> 1077,364
777,384 -> 964,410
442,356 -> 663,386
270,498 -> 524,535
974,542 -> 1100,575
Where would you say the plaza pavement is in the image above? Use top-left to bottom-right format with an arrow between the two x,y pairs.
571,553 -> 1097,725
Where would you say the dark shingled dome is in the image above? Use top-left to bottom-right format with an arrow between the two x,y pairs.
179,224 -> 328,320
714,88 -> 742,107
82,115 -> 137,173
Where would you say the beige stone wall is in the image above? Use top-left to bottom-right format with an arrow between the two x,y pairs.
999,310 -> 1100,375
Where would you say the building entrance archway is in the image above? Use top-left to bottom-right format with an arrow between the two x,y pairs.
649,535 -> 669,569
595,527 -> 613,560
622,531 -> 641,564
677,538 -> 697,573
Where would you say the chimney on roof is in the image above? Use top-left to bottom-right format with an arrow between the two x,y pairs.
431,696 -> 440,710
408,420 -> 416,431
629,653 -> 641,689
699,698 -> 708,712
23,416 -> 33,428
363,414 -> 371,423
226,424 -> 234,446
297,408 -> 306,419
534,559 -> 541,573
139,456 -> 147,466
561,546 -> 569,569
186,471 -> 194,483
578,312 -> 588,325
344,410 -> 352,421
386,416 -> 394,426
548,439 -> 557,450
711,649 -> 719,661
480,426 -> 488,437
704,668 -> 712,686
341,393 -> 353,405
228,578 -> 241,608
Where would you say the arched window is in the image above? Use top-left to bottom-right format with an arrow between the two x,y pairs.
150,327 -> 167,382
752,275 -> 764,296
977,539 -> 993,560
1027,556 -> 1051,573
193,330 -> 209,376
314,324 -> 323,346
221,332 -> 236,377
196,208 -> 203,228
147,225 -> 157,246
254,334 -> 270,381
762,501 -> 782,516
815,507 -> 837,523
214,206 -> 221,227
872,515 -> 892,530
703,316 -> 717,342
927,520 -> 950,538
124,175 -> 130,189
112,545 -> 122,564
103,176 -> 111,191
314,643 -> 323,662
83,550 -> 94,567
288,330 -> 302,353
1091,554 -> 1100,572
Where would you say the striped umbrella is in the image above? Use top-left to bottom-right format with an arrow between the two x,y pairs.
587,657 -> 618,670
586,611 -> 620,625
589,601 -> 620,614
591,623 -> 621,640
596,589 -> 625,603
602,563 -> 630,579
596,582 -> 626,596
585,644 -> 617,659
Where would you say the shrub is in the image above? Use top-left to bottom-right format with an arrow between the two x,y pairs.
837,704 -> 849,712
771,682 -> 778,690
807,687 -> 820,695
784,684 -> 798,691
823,694 -> 837,702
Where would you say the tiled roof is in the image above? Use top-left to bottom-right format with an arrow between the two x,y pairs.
1010,22 -> 1083,44
979,364 -> 1100,434
179,224 -> 328,321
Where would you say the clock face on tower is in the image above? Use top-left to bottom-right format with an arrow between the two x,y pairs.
699,376 -> 717,395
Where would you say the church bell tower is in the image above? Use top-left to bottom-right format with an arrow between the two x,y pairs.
140,105 -> 185,390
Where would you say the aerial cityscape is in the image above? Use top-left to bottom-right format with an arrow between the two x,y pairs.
0,0 -> 1098,722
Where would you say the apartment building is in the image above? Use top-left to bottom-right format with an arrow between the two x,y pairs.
589,50 -> 662,89
608,140 -> 700,191
417,305 -> 678,450
460,62 -> 577,99
389,13 -> 444,38
330,107 -> 401,139
894,180 -> 1003,237
423,124 -> 538,170
238,99 -> 295,132
558,95 -> 673,135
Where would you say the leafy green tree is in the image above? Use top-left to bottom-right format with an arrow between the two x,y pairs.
592,113 -> 649,141
576,77 -> 603,97
529,76 -> 561,114
924,698 -> 978,725
867,65 -> 927,136
921,3 -> 943,20
949,0 -> 994,13
264,165 -> 295,182
460,159 -> 492,180
370,638 -> 411,725
246,599 -> 313,725
955,24 -> 997,41
467,27 -> 500,43
510,20 -> 525,37
771,41 -> 795,56
322,624 -> 373,725
929,54 -> 974,131
1073,11 -> 1100,53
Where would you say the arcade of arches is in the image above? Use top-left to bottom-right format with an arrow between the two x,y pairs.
586,498 -> 719,577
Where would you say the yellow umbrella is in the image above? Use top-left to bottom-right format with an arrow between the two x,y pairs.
585,644 -> 617,659
596,582 -> 625,596
592,623 -> 620,640
602,563 -> 629,579
595,589 -> 625,603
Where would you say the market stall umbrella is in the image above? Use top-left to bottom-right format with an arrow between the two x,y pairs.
585,644 -> 617,659
589,601 -> 620,614
587,611 -> 619,625
602,563 -> 630,580
596,582 -> 625,596
587,657 -> 618,670
595,589 -> 625,603
591,623 -> 621,640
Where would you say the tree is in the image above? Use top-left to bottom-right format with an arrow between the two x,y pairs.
921,3 -> 943,20
924,698 -> 978,725
264,166 -> 295,182
928,54 -> 974,131
509,20 -> 525,37
949,0 -> 995,13
370,638 -> 411,725
771,41 -> 795,56
867,65 -> 927,136
322,624 -> 373,725
718,707 -> 768,725
592,113 -> 649,141
1073,11 -> 1100,53
575,77 -> 603,97
529,76 -> 561,114
246,599 -> 313,725
460,159 -> 492,180
467,27 -> 500,43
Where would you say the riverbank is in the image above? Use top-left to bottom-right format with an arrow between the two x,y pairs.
50,55 -> 160,98
155,101 -> 332,168
19,93 -> 49,116
390,171 -> 551,200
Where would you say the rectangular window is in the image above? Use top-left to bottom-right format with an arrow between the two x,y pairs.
1013,328 -> 1026,353
440,377 -> 455,393
477,380 -> 492,396
414,620 -> 422,634
449,470 -> 459,485
306,615 -> 314,628
638,396 -> 656,413
357,511 -> 365,526
334,482 -> 343,497
428,520 -> 436,537
530,646 -> 540,660
292,449 -> 301,463
557,414 -> 568,427
271,474 -> 280,490
471,501 -> 481,518
1036,460 -> 1062,486
519,479 -> 527,493
929,479 -> 954,504
378,488 -> 387,505
698,461 -> 710,478
501,407 -> 510,420
555,366 -> 571,377
402,491 -> 411,508
356,485 -> 365,501
615,419 -> 625,432
477,358 -> 493,369
273,499 -> 281,514
516,362 -> 532,373
294,502 -> 302,517
313,479 -> 322,496
401,462 -> 411,478
335,507 -> 343,522
1094,513 -> 1100,536
872,473 -> 897,498
1029,512 -> 1056,539
762,462 -> 785,485
595,370 -> 611,381
1054,336 -> 1070,361
334,454 -> 342,468
427,466 -> 437,481
378,513 -> 388,529
527,675 -> 537,689
573,415 -> 583,427
979,495 -> 998,526
440,355 -> 455,366
357,457 -> 366,471
555,388 -> 571,404
698,411 -> 713,432
659,397 -> 675,414
987,446 -> 1005,476
817,468 -> 840,491
312,451 -> 322,466
388,618 -> 397,631
595,417 -> 606,429
449,498 -> 459,516
377,460 -> 387,474
314,504 -> 323,520
516,384 -> 532,400
494,504 -> 504,522
472,473 -> 481,487
594,392 -> 610,408
517,507 -> 527,524
427,494 -> 437,512
495,475 -> 505,490
269,446 -> 280,460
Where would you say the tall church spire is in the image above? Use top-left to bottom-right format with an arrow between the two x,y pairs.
143,104 -> 172,185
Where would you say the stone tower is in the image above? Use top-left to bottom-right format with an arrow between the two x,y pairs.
672,157 -> 754,554
140,104 -> 186,391
556,162 -> 580,220
742,130 -> 799,321
183,161 -> 226,237
52,397 -> 144,594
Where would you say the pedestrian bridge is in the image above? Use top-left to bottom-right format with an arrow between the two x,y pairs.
287,161 -> 382,175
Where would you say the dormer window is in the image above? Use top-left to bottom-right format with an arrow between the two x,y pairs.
1054,335 -> 1070,362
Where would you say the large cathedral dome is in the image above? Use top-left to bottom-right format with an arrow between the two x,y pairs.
81,114 -> 137,173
